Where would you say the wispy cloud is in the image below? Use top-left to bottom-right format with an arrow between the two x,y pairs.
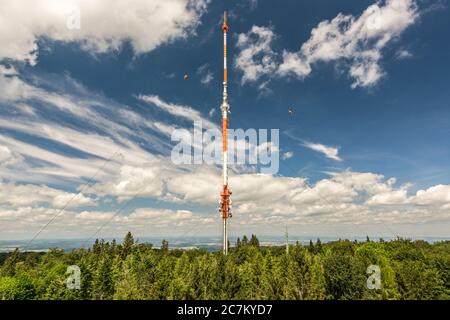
197,64 -> 214,86
138,94 -> 217,129
396,49 -> 413,60
282,151 -> 294,160
302,141 -> 342,161
201,72 -> 214,85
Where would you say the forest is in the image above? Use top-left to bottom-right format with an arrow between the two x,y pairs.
0,233 -> 449,300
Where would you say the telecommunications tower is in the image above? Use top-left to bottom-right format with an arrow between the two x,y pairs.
219,11 -> 232,255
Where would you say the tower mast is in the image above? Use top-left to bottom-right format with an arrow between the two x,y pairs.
220,11 -> 232,255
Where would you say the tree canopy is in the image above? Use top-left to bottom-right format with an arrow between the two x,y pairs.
0,233 -> 449,300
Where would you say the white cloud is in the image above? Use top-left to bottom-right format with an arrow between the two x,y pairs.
1,6 -> 449,238
0,72 -> 178,187
0,205 -> 214,238
75,211 -> 116,221
91,164 -> 167,202
0,65 -> 33,102
396,48 -> 413,59
129,208 -> 212,226
366,189 -> 408,205
277,51 -> 311,80
236,0 -> 419,88
257,79 -> 273,96
8,69 -> 448,235
224,170 -> 450,230
291,180 -> 356,205
282,151 -> 294,160
278,0 -> 419,88
165,167 -> 220,204
235,26 -> 277,84
413,185 -> 450,206
0,182 -> 95,208
197,63 -> 214,85
201,71 -> 214,85
330,171 -> 393,194
302,141 -> 342,161
1,72 -> 448,237
2,155 -> 450,237
232,174 -> 307,204
0,145 -> 23,167
139,94 -> 217,129
0,0 -> 208,65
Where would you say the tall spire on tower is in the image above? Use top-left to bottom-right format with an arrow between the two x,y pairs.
220,11 -> 232,255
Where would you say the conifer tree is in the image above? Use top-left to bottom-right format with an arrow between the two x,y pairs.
121,232 -> 134,258
242,235 -> 248,246
250,234 -> 260,247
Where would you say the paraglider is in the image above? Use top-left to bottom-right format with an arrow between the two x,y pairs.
183,74 -> 189,80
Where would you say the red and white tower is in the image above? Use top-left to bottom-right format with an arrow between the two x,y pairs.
219,11 -> 232,255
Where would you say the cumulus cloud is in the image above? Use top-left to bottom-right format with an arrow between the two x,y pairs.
235,26 -> 278,84
204,169 -> 450,231
0,0 -> 208,65
0,205 -> 213,238
302,141 -> 342,161
0,182 -> 95,208
412,185 -> 450,206
129,208 -> 212,226
282,0 -> 419,88
366,189 -> 408,205
236,0 -> 419,88
89,164 -> 167,202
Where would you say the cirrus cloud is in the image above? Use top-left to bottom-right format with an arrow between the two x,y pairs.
302,141 -> 342,161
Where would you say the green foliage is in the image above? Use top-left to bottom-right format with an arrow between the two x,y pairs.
394,260 -> 444,299
0,234 -> 448,300
0,274 -> 37,300
323,248 -> 366,299
121,232 -> 134,259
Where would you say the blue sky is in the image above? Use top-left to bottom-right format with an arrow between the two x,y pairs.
0,0 -> 449,241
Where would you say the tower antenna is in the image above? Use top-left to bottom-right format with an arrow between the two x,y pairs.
219,11 -> 232,255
